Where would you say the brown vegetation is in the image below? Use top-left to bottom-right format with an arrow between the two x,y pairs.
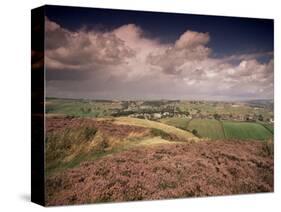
46,140 -> 273,206
46,117 -> 150,139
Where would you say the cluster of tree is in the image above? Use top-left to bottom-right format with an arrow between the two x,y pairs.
213,113 -> 221,120
112,110 -> 135,117
121,101 -> 130,109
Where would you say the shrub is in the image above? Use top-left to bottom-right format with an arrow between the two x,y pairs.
150,128 -> 171,140
192,129 -> 200,137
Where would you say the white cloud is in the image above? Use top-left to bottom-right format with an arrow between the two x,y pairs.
175,30 -> 210,49
45,17 -> 274,100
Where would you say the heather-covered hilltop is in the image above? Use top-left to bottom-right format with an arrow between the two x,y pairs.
45,104 -> 273,205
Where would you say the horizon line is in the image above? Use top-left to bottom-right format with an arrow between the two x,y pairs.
46,96 -> 274,102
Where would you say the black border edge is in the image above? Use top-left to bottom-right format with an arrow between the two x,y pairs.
31,5 -> 46,206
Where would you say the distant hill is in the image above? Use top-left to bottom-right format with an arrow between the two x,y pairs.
244,99 -> 273,109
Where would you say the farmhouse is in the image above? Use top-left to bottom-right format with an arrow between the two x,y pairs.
153,113 -> 162,119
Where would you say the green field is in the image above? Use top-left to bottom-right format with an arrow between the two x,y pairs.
222,121 -> 272,141
159,117 -> 190,130
259,122 -> 274,134
46,98 -> 273,141
184,119 -> 273,141
187,119 -> 225,139
46,98 -> 122,117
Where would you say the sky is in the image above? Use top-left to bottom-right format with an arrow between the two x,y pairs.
44,5 -> 274,101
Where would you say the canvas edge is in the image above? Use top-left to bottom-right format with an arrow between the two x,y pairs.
31,5 -> 46,207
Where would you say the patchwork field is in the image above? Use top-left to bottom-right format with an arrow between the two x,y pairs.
222,121 -> 273,141
161,118 -> 273,141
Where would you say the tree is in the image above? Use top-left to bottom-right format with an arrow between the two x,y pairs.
213,113 -> 221,120
122,101 -> 129,109
192,129 -> 199,137
258,114 -> 264,121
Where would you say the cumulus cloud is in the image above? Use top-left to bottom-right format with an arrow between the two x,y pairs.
45,17 -> 274,100
175,30 -> 210,49
45,17 -> 135,71
146,30 -> 211,75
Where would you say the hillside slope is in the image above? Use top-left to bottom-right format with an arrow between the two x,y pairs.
112,117 -> 197,141
46,140 -> 273,205
46,117 -> 197,175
